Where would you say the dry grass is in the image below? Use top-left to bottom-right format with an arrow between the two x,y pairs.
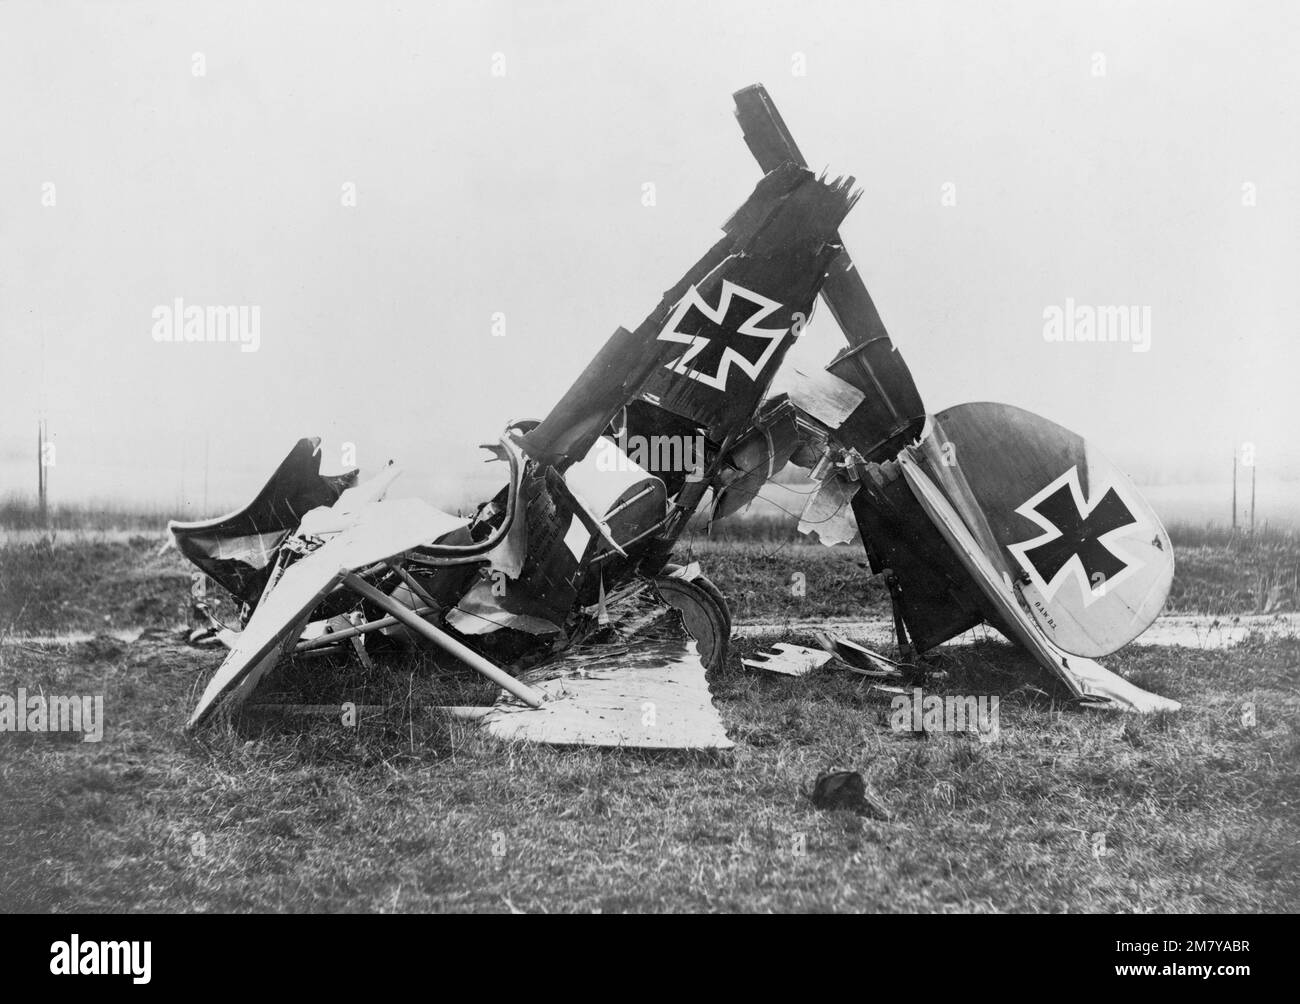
0,525 -> 1296,638
0,535 -> 191,635
0,627 -> 1295,913
1,526 -> 1297,913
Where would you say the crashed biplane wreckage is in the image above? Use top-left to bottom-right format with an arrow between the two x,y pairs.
171,84 -> 1179,752
172,158 -> 864,747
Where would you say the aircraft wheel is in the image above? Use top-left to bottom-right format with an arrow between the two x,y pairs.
659,564 -> 732,634
654,572 -> 731,671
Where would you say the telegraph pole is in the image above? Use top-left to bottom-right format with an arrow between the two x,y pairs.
1231,451 -> 1237,530
1250,464 -> 1257,535
37,422 -> 43,522
37,420 -> 48,526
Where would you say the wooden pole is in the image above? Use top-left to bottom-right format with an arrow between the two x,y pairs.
1232,451 -> 1237,530
1250,463 -> 1257,535
37,420 -> 48,526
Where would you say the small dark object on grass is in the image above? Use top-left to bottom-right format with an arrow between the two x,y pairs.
809,769 -> 891,820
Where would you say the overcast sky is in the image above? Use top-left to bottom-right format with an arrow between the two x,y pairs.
2,0 -> 1296,522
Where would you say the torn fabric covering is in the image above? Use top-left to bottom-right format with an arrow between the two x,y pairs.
733,84 -> 927,459
797,468 -> 860,545
446,577 -> 562,637
187,496 -> 468,726
169,437 -> 358,605
460,470 -> 584,631
520,163 -> 861,481
772,363 -> 866,429
637,166 -> 858,438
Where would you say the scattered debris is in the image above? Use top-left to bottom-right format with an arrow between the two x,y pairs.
808,770 -> 891,820
813,632 -> 906,678
742,642 -> 833,677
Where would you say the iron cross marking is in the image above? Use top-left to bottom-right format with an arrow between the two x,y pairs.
658,281 -> 786,392
1020,481 -> 1137,588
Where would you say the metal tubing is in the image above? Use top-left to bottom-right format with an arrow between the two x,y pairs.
340,570 -> 544,709
295,606 -> 435,651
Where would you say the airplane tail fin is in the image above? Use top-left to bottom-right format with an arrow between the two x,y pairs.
913,403 -> 1174,659
824,401 -> 1177,710
898,434 -> 1179,713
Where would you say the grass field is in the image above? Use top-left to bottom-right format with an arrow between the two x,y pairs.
2,521 -> 1297,635
1,523 -> 1298,912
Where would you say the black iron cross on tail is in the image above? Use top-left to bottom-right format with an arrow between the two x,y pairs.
1020,482 -> 1137,589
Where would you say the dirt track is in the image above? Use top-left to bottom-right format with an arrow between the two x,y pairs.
6,612 -> 1296,651
735,612 -> 1300,650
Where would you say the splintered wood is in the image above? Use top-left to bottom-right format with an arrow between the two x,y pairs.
481,609 -> 733,750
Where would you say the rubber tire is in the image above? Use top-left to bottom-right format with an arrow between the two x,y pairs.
659,564 -> 732,635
